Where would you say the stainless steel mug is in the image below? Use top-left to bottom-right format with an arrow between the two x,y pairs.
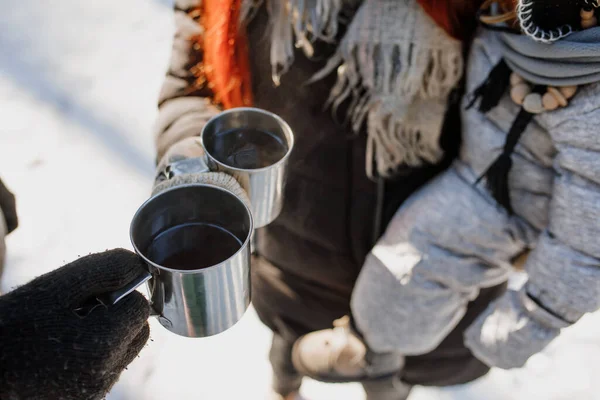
76,108 -> 292,336
125,183 -> 253,338
201,108 -> 294,228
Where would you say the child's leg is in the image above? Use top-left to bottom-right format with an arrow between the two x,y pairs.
352,165 -> 535,355
362,376 -> 412,400
270,333 -> 303,397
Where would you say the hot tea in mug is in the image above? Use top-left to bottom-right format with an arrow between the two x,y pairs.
205,128 -> 288,170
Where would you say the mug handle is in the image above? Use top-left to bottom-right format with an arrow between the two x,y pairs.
155,140 -> 210,186
73,269 -> 157,317
96,269 -> 153,307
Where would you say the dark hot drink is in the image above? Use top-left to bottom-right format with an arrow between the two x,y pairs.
206,128 -> 288,169
146,222 -> 243,270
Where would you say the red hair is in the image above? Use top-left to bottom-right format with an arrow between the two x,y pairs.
193,0 -> 253,109
194,0 -> 484,109
417,0 -> 486,40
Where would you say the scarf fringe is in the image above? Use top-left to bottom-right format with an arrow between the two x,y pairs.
243,0 -> 462,177
319,40 -> 461,177
240,0 -> 263,25
366,111 -> 445,177
263,0 -> 346,85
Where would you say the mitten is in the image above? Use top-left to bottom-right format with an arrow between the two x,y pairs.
0,249 -> 150,400
153,136 -> 250,207
464,287 -> 569,369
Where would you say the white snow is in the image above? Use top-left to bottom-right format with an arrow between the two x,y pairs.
0,1 -> 599,399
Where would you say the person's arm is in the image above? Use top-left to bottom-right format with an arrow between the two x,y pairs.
0,177 -> 18,281
0,177 -> 17,235
465,88 -> 600,369
154,0 -> 220,164
151,0 -> 248,212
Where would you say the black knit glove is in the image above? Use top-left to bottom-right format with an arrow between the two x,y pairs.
0,249 -> 150,400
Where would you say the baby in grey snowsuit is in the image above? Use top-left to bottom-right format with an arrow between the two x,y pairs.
352,25 -> 600,369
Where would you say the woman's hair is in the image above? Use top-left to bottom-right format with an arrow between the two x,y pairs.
417,0 -> 489,39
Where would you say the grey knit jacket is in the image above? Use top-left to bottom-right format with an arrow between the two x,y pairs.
351,30 -> 600,369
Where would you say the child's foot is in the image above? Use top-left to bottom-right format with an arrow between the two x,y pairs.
271,372 -> 302,400
269,391 -> 299,400
291,316 -> 403,383
363,376 -> 412,400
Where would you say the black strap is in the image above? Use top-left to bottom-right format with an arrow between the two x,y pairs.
475,108 -> 534,214
475,85 -> 544,214
371,177 -> 385,246
466,59 -> 512,113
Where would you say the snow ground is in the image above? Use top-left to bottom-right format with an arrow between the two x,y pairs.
0,1 -> 599,399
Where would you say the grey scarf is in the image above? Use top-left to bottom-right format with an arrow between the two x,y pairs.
244,0 -> 463,178
500,28 -> 600,86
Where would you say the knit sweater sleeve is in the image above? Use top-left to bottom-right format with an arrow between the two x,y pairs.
153,0 -> 220,163
465,84 -> 600,369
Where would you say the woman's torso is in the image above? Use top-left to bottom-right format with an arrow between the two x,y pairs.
245,6 -> 504,387
247,5 -> 448,294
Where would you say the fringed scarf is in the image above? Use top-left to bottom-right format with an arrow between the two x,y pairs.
195,0 -> 467,178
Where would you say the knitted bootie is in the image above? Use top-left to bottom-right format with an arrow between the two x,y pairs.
291,316 -> 403,383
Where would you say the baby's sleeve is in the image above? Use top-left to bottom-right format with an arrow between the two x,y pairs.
465,85 -> 600,369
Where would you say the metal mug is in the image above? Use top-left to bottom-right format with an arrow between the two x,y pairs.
201,107 -> 294,228
84,183 -> 254,338
156,108 -> 293,229
74,108 -> 291,336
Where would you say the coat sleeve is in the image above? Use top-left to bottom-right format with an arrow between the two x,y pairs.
465,86 -> 600,369
0,178 -> 17,235
153,0 -> 220,163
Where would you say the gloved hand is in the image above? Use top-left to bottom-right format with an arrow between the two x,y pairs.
0,249 -> 150,400
153,136 -> 250,206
